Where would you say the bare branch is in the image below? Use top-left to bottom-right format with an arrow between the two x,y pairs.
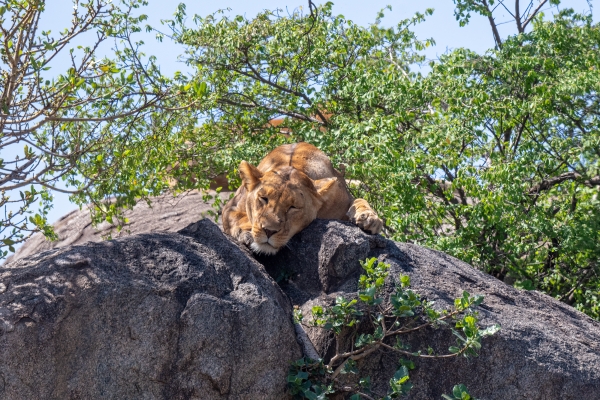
515,0 -> 524,32
482,0 -> 503,49
522,0 -> 549,31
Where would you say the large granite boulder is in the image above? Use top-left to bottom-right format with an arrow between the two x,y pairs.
0,220 -> 300,399
1,217 -> 599,399
6,190 -> 229,263
258,220 -> 600,400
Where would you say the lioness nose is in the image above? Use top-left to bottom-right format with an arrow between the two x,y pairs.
263,228 -> 278,238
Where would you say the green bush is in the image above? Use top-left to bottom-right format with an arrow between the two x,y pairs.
288,258 -> 499,399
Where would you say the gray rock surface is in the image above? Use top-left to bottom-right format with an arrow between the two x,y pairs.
6,190 -> 230,263
258,219 -> 600,400
2,214 -> 599,399
0,219 -> 300,400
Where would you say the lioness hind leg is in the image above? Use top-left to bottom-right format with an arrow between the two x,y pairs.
346,198 -> 384,235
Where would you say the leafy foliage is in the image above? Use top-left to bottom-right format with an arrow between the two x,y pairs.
0,0 -> 188,257
2,1 -> 597,321
167,2 -> 600,319
421,10 -> 600,318
289,258 -> 499,399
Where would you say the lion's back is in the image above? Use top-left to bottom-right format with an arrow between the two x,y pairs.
257,142 -> 338,180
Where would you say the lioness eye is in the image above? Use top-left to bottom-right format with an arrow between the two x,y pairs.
260,197 -> 268,204
288,205 -> 296,212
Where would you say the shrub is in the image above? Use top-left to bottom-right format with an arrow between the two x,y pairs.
288,258 -> 499,399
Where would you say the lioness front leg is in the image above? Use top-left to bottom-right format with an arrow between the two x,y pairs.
346,198 -> 384,235
224,209 -> 254,246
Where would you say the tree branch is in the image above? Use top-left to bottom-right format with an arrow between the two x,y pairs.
529,172 -> 600,195
515,0 -> 524,32
522,0 -> 549,31
482,0 -> 503,49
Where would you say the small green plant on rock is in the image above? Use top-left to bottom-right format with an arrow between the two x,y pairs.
442,384 -> 478,400
289,258 -> 500,399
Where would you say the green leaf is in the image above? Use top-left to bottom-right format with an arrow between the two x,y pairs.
480,324 -> 501,336
304,391 -> 318,400
453,384 -> 470,398
359,376 -> 371,388
399,358 -> 415,370
400,274 -> 410,288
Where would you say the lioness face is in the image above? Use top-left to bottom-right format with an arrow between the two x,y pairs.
240,164 -> 335,255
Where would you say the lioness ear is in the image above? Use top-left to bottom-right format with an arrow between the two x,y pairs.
313,177 -> 337,201
239,161 -> 263,190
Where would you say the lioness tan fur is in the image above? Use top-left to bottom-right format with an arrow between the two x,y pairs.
222,142 -> 383,255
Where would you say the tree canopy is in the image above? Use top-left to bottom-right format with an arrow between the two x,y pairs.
166,1 -> 599,318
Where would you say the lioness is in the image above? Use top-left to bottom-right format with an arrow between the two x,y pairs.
222,142 -> 383,255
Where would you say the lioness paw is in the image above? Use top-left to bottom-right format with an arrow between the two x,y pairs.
231,227 -> 254,246
352,210 -> 384,235
239,230 -> 254,246
347,199 -> 383,235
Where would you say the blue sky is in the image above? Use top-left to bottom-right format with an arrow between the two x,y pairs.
6,0 -> 597,230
